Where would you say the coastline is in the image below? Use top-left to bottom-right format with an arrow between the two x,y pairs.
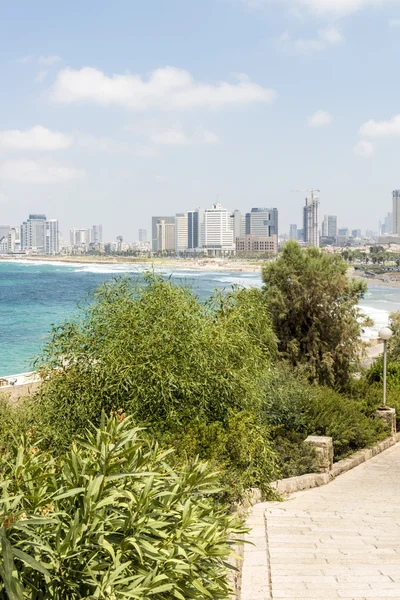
0,255 -> 262,274
349,267 -> 400,289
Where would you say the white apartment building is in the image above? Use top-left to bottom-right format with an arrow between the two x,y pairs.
70,228 -> 90,247
202,203 -> 235,254
175,213 -> 188,253
46,220 -> 59,255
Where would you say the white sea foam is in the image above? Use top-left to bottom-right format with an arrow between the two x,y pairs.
359,305 -> 390,339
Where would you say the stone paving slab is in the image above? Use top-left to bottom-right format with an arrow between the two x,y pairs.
240,443 -> 400,599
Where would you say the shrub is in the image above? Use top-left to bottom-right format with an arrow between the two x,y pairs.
33,274 -> 276,450
263,365 -> 386,461
0,414 -> 244,599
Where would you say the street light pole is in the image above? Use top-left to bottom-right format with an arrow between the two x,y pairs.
379,327 -> 393,408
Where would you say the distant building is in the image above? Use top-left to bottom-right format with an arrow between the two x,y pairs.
202,203 -> 235,255
303,195 -> 320,247
297,229 -> 304,241
21,214 -> 47,252
0,237 -> 8,252
70,228 -> 90,248
322,215 -> 337,239
8,227 -> 21,252
92,225 -> 103,244
337,228 -> 350,245
138,229 -> 147,243
289,224 -> 298,241
230,210 -> 246,242
46,220 -> 59,255
236,234 -> 278,255
175,213 -> 188,253
246,208 -> 278,238
351,229 -> 362,239
381,212 -> 393,235
187,209 -> 204,252
152,216 -> 175,252
393,191 -> 400,234
365,229 -> 377,239
156,219 -> 175,252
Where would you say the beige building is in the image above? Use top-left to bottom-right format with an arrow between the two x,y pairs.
156,219 -> 175,252
236,234 -> 278,255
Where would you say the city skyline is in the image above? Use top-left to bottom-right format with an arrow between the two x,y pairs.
1,1 -> 400,237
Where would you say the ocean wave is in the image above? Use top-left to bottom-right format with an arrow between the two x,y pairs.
359,305 -> 390,339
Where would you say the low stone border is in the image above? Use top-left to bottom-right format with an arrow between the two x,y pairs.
271,432 -> 400,496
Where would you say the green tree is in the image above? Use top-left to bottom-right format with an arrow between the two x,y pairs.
261,241 -> 368,388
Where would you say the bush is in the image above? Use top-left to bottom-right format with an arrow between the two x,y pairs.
263,365 -> 386,461
0,414 -> 244,599
33,274 -> 276,450
159,412 -> 280,503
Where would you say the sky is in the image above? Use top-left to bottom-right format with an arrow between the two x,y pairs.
1,0 -> 400,240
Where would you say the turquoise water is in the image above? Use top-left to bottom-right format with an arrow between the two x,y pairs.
0,260 -> 399,377
0,260 -> 263,377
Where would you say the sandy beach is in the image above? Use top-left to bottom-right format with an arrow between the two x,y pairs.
348,268 -> 400,289
0,255 -> 263,273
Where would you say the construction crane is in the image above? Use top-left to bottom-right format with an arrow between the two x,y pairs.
290,189 -> 320,201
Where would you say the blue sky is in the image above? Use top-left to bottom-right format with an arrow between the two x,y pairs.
1,0 -> 400,240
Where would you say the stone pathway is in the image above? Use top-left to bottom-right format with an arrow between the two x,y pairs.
240,443 -> 400,599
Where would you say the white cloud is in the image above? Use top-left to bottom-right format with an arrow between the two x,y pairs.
75,133 -> 157,156
292,27 -> 344,54
50,66 -> 277,110
150,127 -> 219,145
16,55 -> 61,66
0,126 -> 73,150
389,17 -> 400,25
354,140 -> 375,157
244,0 -> 400,17
38,55 -> 61,66
0,159 -> 85,184
308,110 -> 333,127
360,114 -> 400,137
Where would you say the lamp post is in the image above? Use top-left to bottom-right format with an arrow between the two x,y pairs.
379,327 -> 393,407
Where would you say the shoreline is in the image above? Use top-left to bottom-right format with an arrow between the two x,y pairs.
349,267 -> 400,289
0,255 -> 263,274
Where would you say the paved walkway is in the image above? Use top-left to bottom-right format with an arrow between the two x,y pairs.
240,443 -> 400,600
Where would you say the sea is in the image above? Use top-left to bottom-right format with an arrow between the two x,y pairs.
0,259 -> 398,378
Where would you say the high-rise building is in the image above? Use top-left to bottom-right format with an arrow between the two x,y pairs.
245,208 -> 279,238
21,214 -> 46,252
289,224 -> 298,241
138,229 -> 147,243
46,220 -> 59,255
187,209 -> 204,251
152,216 -> 175,252
202,203 -> 235,254
303,195 -> 320,247
156,219 -> 175,252
351,229 -> 362,239
92,225 -> 103,244
8,227 -> 21,252
230,210 -> 246,241
322,215 -> 337,239
381,212 -> 393,235
70,228 -> 90,247
175,213 -> 188,253
393,191 -> 400,234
